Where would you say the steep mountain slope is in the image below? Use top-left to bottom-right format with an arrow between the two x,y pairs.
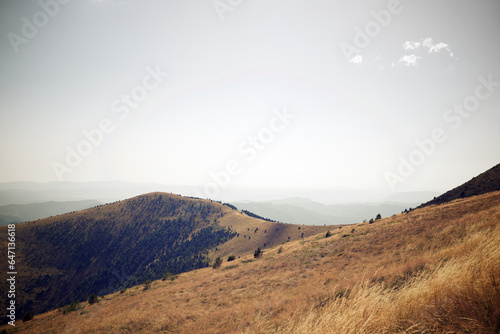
421,163 -> 500,207
0,193 -> 331,320
0,199 -> 102,224
7,191 -> 500,334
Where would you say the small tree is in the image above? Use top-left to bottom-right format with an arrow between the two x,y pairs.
254,247 -> 263,258
144,280 -> 152,290
212,257 -> 223,269
22,311 -> 34,322
325,230 -> 332,238
227,255 -> 236,262
88,293 -> 99,305
375,213 -> 382,220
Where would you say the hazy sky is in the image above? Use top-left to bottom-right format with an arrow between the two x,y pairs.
1,0 -> 499,199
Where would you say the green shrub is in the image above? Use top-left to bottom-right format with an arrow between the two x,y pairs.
325,230 -> 332,238
227,255 -> 236,262
143,280 -> 152,290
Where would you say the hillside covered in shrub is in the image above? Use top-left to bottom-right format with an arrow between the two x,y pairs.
0,193 -> 237,318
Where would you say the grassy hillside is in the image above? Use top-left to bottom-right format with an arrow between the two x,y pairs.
421,163 -> 500,207
7,191 -> 500,333
0,193 -> 331,321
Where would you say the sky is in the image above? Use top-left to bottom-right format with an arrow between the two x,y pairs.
0,0 -> 499,201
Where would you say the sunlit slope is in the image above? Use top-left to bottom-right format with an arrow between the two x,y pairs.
216,207 -> 333,259
8,191 -> 500,334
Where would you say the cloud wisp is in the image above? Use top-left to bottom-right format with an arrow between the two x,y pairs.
395,37 -> 455,67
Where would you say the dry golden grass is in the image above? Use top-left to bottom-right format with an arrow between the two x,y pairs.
253,207 -> 500,333
5,191 -> 500,334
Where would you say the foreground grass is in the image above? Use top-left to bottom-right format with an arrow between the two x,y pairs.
254,210 -> 500,333
5,192 -> 500,333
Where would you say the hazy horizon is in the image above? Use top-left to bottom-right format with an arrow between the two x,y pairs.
1,0 -> 499,201
0,179 -> 446,205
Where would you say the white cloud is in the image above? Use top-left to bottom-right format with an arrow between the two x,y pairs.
349,55 -> 363,64
396,38 -> 455,68
398,54 -> 421,67
422,37 -> 434,49
403,41 -> 421,51
429,42 -> 453,57
403,38 -> 454,58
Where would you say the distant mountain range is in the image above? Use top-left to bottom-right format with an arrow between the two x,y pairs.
0,181 -> 440,225
0,181 -> 168,205
230,193 -> 438,226
0,200 -> 101,225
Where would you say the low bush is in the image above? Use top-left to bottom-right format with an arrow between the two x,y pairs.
212,257 -> 223,269
88,293 -> 99,305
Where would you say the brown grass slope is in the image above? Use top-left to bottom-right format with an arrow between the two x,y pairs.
0,192 -> 332,321
421,162 -> 500,207
7,191 -> 500,334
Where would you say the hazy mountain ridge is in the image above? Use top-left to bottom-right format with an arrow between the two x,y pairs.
0,181 -> 168,205
0,200 -> 102,225
232,197 -> 420,226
